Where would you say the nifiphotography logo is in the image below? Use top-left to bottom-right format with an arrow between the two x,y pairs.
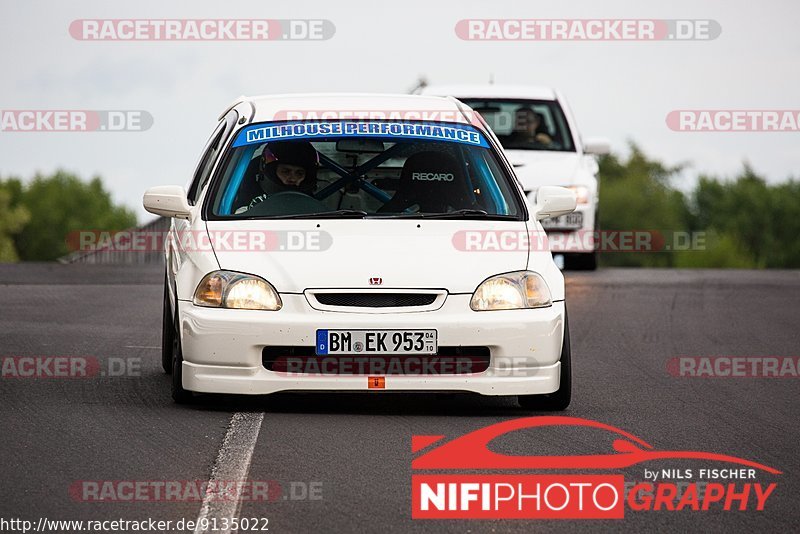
411,417 -> 780,519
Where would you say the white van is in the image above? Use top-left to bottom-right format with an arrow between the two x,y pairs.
420,84 -> 609,269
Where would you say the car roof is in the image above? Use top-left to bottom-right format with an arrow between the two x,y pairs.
420,83 -> 558,101
227,93 -> 477,125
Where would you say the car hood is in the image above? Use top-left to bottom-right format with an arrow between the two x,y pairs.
504,150 -> 588,190
205,219 -> 530,293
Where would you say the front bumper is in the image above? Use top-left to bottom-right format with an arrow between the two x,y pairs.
178,295 -> 565,396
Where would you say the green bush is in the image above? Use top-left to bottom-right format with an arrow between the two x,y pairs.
598,144 -> 689,267
597,145 -> 799,268
0,170 -> 137,262
0,186 -> 30,262
673,231 -> 758,269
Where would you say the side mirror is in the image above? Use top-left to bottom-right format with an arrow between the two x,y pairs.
143,185 -> 192,220
535,186 -> 577,221
583,137 -> 611,156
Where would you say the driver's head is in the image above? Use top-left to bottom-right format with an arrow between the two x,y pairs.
275,163 -> 306,187
259,141 -> 319,193
514,107 -> 542,135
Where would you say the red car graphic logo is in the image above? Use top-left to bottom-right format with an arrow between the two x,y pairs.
369,277 -> 382,285
412,416 -> 781,474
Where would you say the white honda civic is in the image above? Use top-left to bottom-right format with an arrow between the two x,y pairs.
143,93 -> 577,409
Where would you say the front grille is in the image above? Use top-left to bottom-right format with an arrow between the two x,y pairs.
314,293 -> 437,308
263,346 -> 490,375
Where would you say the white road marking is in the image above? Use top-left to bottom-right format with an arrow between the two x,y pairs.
194,412 -> 265,534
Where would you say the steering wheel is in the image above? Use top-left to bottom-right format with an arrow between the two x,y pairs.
245,191 -> 329,217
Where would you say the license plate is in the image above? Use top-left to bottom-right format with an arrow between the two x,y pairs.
316,329 -> 437,355
541,212 -> 583,230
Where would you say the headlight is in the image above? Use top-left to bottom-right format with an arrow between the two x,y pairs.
470,271 -> 552,311
566,185 -> 590,204
193,270 -> 282,311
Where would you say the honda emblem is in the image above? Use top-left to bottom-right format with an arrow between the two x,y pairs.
369,277 -> 383,285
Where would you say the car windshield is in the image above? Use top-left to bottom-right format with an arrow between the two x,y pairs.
206,120 -> 524,219
460,99 -> 575,152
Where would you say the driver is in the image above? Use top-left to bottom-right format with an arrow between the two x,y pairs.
507,107 -> 553,147
235,141 -> 319,214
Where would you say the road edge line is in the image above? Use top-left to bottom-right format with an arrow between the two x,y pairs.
194,411 -> 265,534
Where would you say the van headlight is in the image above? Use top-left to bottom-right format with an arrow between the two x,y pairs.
470,271 -> 552,311
193,270 -> 282,311
566,185 -> 590,204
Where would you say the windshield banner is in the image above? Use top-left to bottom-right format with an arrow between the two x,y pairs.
232,120 -> 489,148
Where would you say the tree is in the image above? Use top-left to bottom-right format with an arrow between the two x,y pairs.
685,166 -> 800,268
13,170 -> 137,261
597,144 -> 690,267
596,146 -> 800,268
0,179 -> 30,262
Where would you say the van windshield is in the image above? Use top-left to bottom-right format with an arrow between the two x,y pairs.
206,120 -> 524,220
459,99 -> 575,152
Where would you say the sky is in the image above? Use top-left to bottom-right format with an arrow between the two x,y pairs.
1,0 -> 798,221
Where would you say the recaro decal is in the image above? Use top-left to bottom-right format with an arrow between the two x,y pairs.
411,172 -> 455,182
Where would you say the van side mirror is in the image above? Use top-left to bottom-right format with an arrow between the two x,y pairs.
583,137 -> 611,156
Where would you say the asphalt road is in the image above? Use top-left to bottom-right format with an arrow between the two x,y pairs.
1,264 -> 799,533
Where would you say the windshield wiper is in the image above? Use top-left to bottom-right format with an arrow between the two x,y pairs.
423,209 -> 515,220
369,212 -> 427,219
280,209 -> 368,219
274,209 -> 515,220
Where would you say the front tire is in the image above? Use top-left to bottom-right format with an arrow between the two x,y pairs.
171,327 -> 193,404
518,309 -> 572,411
161,276 -> 174,374
566,251 -> 597,271
162,272 -> 193,403
565,210 -> 599,270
